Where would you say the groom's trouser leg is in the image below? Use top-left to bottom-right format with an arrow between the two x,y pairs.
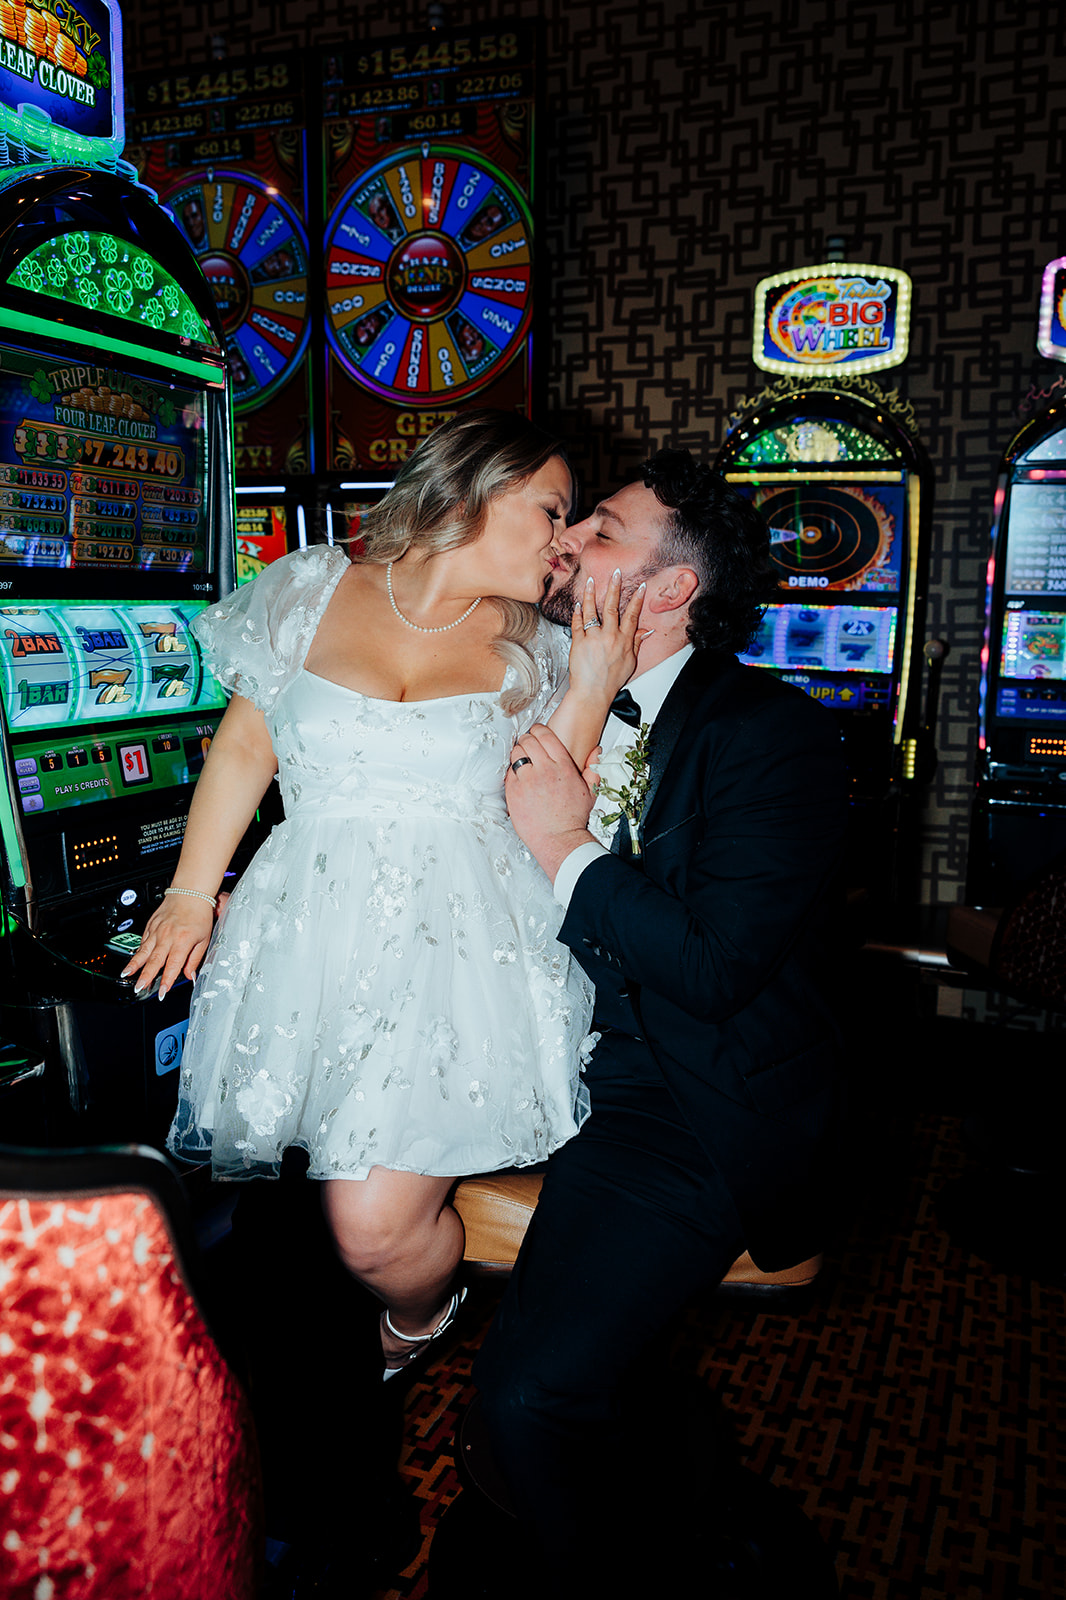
474,1062 -> 745,1587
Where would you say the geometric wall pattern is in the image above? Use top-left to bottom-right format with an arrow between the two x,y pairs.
121,0 -> 1066,904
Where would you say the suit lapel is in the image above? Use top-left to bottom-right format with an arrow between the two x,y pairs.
638,650 -> 735,844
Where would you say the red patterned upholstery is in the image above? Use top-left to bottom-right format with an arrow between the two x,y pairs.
0,1147 -> 261,1600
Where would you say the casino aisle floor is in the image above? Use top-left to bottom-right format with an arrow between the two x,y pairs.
352,1102 -> 1062,1599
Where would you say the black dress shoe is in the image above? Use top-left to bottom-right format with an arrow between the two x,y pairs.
427,1488 -> 546,1600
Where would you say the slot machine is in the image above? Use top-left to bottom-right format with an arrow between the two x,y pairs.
967,378 -> 1066,906
716,263 -> 934,905
0,5 -> 238,1143
126,51 -> 316,562
319,23 -> 540,483
234,485 -> 305,582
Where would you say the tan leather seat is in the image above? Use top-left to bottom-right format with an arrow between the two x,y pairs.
454,1169 -> 821,1288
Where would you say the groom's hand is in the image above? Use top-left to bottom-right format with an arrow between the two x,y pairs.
506,724 -> 597,883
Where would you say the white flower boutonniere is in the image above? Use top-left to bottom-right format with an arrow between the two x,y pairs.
594,723 -> 652,857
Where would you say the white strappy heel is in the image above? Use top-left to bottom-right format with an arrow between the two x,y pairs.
381,1286 -> 468,1382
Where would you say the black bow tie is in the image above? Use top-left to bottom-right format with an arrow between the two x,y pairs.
610,688 -> 642,727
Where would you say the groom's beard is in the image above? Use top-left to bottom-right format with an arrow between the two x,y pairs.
540,560 -> 581,624
540,558 -> 655,626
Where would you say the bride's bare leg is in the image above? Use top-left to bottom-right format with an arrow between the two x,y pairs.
322,1169 -> 465,1359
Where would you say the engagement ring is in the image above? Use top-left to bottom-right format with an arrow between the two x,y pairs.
583,619 -> 602,630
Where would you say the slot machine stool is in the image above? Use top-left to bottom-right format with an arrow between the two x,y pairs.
454,1166 -> 823,1292
426,1172 -> 837,1600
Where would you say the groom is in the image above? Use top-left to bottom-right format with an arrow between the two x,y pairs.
475,449 -> 848,1590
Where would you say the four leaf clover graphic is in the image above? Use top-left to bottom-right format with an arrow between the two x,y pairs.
17,258 -> 44,292
105,268 -> 133,315
63,232 -> 94,275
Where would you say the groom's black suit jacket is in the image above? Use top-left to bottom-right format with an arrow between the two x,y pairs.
557,646 -> 848,1271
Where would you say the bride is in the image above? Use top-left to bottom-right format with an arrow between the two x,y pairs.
123,409 -> 645,1374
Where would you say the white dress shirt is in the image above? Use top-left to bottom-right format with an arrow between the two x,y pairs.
553,644 -> 693,908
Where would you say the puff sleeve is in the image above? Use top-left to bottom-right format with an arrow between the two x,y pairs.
191,545 -> 349,716
512,614 -> 572,735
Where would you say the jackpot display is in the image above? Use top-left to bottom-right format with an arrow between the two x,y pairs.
968,401 -> 1066,903
234,495 -> 292,583
0,348 -> 209,574
128,32 -> 539,491
127,55 -> 313,479
322,24 -> 538,471
717,381 -> 930,884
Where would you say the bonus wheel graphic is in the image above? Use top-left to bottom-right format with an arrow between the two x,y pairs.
759,485 -> 893,590
162,172 -> 311,412
324,145 -> 533,405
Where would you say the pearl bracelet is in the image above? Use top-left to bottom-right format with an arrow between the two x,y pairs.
164,887 -> 217,909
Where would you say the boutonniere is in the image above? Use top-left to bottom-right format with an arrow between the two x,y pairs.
594,723 -> 652,857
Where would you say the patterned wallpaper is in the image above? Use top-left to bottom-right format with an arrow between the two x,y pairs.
121,0 -> 1066,906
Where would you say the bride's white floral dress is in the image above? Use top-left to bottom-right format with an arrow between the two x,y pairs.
167,544 -> 594,1182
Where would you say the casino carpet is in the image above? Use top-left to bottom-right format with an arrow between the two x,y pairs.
362,1110 -> 1063,1600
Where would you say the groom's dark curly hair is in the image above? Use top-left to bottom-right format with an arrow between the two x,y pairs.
641,449 -> 778,655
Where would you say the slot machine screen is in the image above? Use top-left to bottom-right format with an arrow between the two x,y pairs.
743,603 -> 897,675
968,419 -> 1066,902
992,477 -> 1066,727
235,501 -> 291,584
1000,609 -> 1066,687
733,475 -> 906,724
1001,482 -> 1066,598
1,600 -> 227,812
0,349 -> 209,577
0,598 -> 229,902
755,478 -> 905,594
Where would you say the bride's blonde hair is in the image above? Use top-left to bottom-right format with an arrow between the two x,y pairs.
355,409 -> 568,714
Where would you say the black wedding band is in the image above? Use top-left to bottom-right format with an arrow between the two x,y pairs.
510,757 -> 533,774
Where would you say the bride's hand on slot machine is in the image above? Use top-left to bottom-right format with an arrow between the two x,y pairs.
120,892 -> 216,1001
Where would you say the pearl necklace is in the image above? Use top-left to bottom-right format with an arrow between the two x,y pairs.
385,561 -> 482,633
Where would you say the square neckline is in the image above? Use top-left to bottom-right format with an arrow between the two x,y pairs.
300,548 -> 511,705
300,668 -> 509,705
